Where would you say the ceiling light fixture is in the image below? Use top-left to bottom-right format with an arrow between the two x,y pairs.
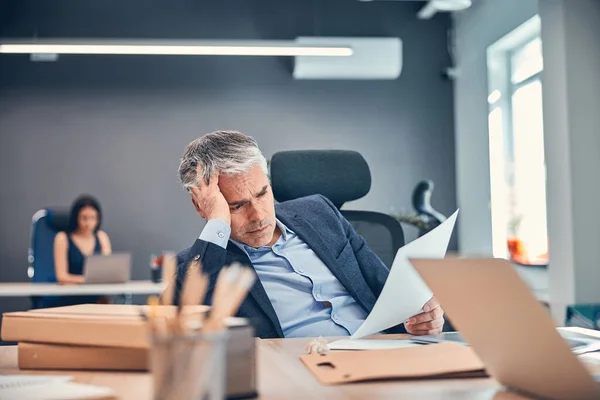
0,39 -> 353,57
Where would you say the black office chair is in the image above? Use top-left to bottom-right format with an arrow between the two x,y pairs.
411,180 -> 447,237
270,150 -> 404,268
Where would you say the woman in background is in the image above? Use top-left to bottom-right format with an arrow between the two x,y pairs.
54,195 -> 111,290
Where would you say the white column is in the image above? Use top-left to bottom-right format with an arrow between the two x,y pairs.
540,0 -> 600,318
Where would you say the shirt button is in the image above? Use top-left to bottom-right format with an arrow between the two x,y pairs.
332,313 -> 339,320
297,268 -> 304,274
315,294 -> 321,300
217,231 -> 225,238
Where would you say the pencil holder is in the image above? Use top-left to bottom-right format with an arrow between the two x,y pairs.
149,329 -> 230,400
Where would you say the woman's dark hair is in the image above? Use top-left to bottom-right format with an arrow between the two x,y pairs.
67,194 -> 102,233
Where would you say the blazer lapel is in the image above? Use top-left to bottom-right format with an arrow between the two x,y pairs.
225,243 -> 284,337
278,212 -> 376,312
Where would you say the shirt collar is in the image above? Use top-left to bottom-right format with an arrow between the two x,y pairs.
277,219 -> 291,241
231,219 -> 292,255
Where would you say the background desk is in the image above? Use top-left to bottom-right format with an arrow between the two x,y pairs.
0,334 -> 553,400
0,281 -> 165,297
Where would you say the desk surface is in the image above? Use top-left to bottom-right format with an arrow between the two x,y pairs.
1,333 -> 598,399
0,281 -> 165,296
0,335 -> 543,400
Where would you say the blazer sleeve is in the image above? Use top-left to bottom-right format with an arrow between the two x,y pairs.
172,239 -> 228,306
316,195 -> 391,297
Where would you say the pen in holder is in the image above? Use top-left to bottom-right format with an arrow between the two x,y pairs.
145,257 -> 256,400
150,328 -> 230,400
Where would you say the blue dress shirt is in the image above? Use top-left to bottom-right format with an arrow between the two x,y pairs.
199,219 -> 368,338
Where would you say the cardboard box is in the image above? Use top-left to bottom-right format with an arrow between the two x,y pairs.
18,341 -> 148,371
2,304 -> 258,399
2,304 -> 211,348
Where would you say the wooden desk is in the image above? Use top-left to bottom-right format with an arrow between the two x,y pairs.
0,281 -> 165,297
0,336 -> 529,400
2,329 -> 599,399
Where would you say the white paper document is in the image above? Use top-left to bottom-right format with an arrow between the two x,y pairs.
351,210 -> 459,339
328,338 -> 421,351
0,375 -> 115,400
0,375 -> 72,389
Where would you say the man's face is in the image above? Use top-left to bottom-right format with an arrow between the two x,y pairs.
219,165 -> 278,248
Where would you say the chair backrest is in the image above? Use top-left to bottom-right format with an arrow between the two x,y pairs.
270,150 -> 371,208
270,150 -> 404,268
341,210 -> 405,267
29,207 -> 70,284
411,180 -> 447,236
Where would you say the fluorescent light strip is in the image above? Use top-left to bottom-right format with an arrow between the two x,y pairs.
0,43 -> 353,57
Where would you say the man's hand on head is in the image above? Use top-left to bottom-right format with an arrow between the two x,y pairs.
189,168 -> 231,225
404,297 -> 445,336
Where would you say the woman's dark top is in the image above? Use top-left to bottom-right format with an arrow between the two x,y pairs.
67,234 -> 101,275
40,233 -> 103,308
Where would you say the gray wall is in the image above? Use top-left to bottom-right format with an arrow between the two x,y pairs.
0,1 -> 456,316
452,0 -> 538,255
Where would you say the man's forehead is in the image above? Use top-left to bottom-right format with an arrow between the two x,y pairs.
220,170 -> 268,197
220,173 -> 266,187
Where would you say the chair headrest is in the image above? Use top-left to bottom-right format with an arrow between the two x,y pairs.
270,150 -> 371,208
46,208 -> 70,232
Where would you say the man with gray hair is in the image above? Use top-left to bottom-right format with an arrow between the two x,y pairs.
174,130 -> 444,339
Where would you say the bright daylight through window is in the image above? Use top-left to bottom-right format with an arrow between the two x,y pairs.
488,31 -> 548,266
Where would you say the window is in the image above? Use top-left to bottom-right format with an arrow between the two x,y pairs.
487,23 -> 548,266
511,37 -> 543,84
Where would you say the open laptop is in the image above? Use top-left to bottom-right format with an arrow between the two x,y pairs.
411,329 -> 600,355
410,257 -> 600,400
83,253 -> 132,284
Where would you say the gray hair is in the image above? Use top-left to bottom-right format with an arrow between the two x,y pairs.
178,130 -> 268,190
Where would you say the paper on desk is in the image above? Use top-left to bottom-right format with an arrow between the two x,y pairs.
351,210 -> 458,339
0,374 -> 72,389
0,375 -> 115,400
328,338 -> 421,351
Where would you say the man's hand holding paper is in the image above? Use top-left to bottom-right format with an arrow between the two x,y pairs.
350,211 -> 458,339
405,297 -> 445,335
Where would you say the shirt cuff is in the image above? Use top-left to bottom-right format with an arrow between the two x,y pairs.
199,219 -> 231,249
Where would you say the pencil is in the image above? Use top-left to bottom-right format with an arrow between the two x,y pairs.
160,252 -> 177,306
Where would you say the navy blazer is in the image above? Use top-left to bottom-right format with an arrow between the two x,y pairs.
174,194 -> 406,338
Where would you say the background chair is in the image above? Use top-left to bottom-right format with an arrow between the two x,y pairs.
411,180 -> 447,237
29,207 -> 132,308
28,207 -> 70,308
270,150 -> 404,268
